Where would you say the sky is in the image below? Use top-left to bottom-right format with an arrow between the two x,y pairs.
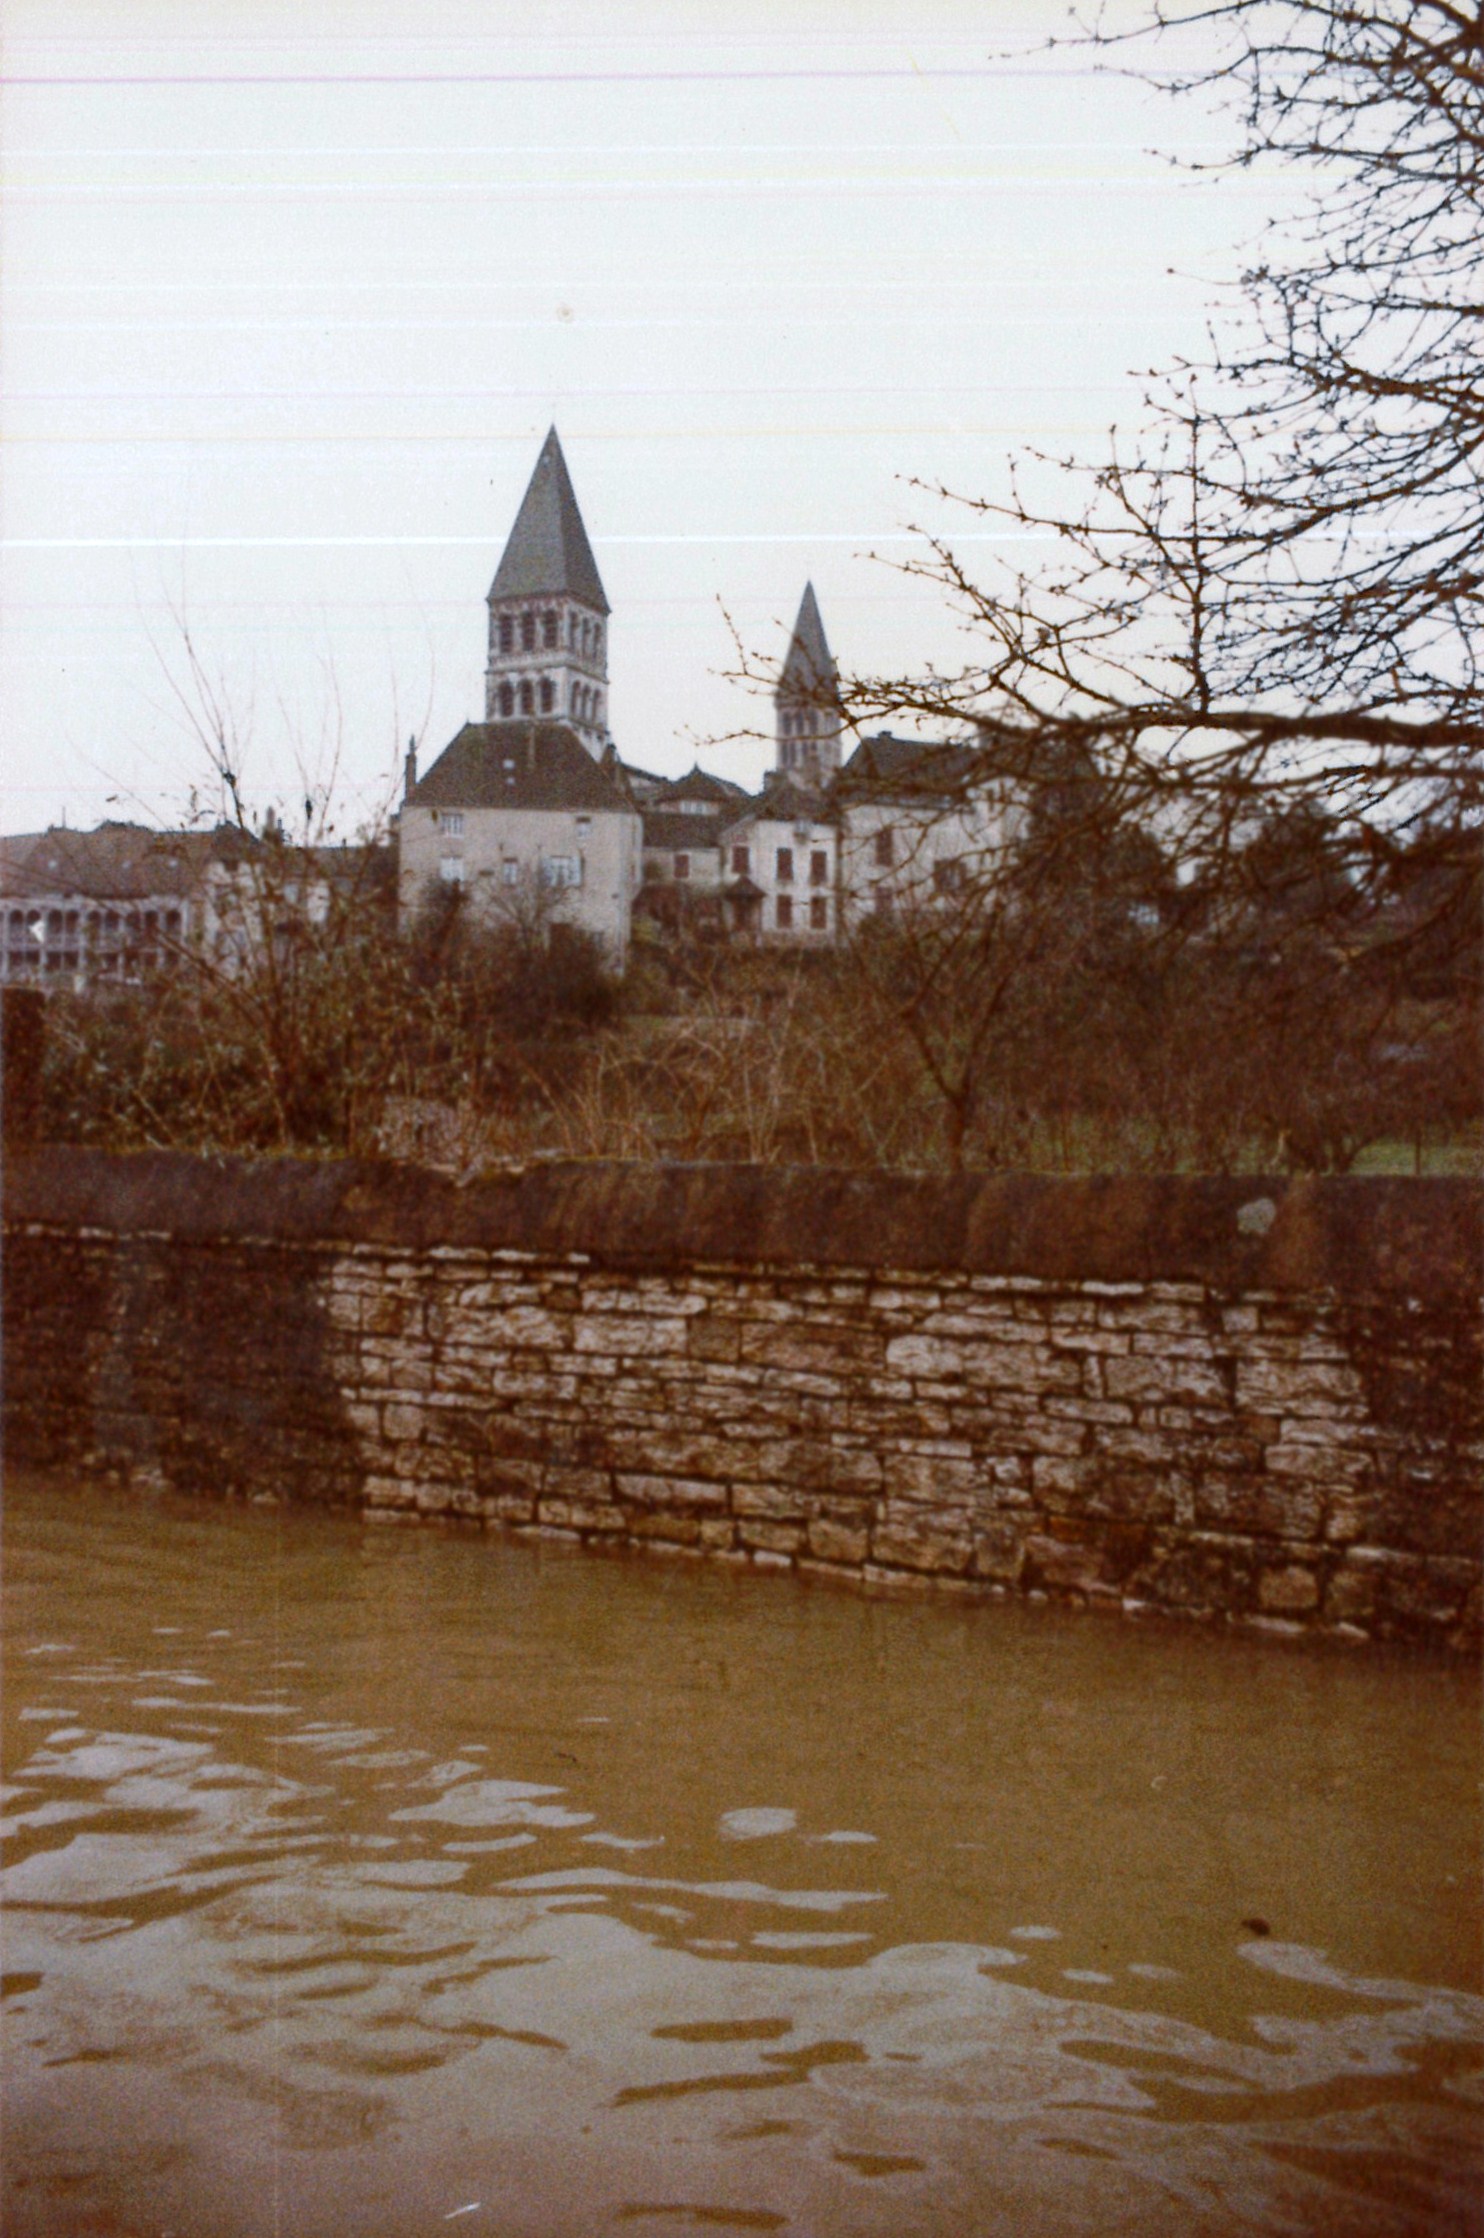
0,0 -> 1290,837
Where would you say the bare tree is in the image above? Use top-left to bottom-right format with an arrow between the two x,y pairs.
750,3 -> 1482,893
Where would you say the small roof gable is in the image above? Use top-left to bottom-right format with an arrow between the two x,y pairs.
642,810 -> 724,851
407,722 -> 634,814
778,582 -> 839,701
654,764 -> 750,807
487,427 -> 609,615
837,732 -> 981,803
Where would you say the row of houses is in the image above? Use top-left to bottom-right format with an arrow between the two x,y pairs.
2,428 -> 1025,988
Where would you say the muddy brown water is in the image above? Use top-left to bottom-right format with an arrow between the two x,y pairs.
2,1471 -> 1479,2237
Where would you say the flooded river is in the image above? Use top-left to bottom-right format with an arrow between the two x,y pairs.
2,1471 -> 1480,2237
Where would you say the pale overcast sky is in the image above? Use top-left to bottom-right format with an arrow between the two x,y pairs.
0,0 -> 1286,835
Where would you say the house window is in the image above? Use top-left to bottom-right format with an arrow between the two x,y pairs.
674,853 -> 691,880
874,826 -> 894,868
810,849 -> 828,885
521,612 -> 536,651
440,812 -> 465,836
810,895 -> 828,931
933,857 -> 965,895
539,678 -> 555,712
776,894 -> 793,930
499,682 -> 515,717
542,610 -> 558,649
499,615 -> 514,654
873,883 -> 894,916
776,847 -> 794,884
501,858 -> 520,885
731,845 -> 749,876
541,854 -> 582,888
439,856 -> 465,884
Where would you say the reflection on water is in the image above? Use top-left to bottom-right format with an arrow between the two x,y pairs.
2,1471 -> 1479,2237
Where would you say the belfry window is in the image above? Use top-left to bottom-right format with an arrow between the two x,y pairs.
499,615 -> 514,654
542,610 -> 558,649
539,678 -> 555,712
519,680 -> 535,715
521,613 -> 536,651
499,682 -> 515,717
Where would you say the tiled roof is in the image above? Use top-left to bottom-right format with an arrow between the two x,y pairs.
642,811 -> 724,852
654,765 -> 750,807
487,427 -> 609,615
0,821 -> 257,902
836,733 -> 982,803
407,722 -> 635,814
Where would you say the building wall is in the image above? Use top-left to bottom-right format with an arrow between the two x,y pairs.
725,813 -> 837,938
398,803 -> 640,966
837,793 -> 1021,926
5,1149 -> 1478,1654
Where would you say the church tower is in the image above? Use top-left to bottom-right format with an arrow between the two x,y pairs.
775,582 -> 843,782
485,427 -> 611,761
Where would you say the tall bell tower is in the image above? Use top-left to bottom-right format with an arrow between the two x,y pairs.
775,582 -> 843,783
485,427 -> 611,760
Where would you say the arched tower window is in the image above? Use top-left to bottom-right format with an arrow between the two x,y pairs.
520,612 -> 536,652
539,677 -> 555,713
519,679 -> 534,716
542,610 -> 558,649
499,615 -> 514,654
499,682 -> 515,718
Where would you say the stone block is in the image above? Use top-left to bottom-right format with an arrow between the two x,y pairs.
539,1496 -> 627,1534
742,1325 -> 878,1375
1022,1533 -> 1108,1594
1258,1562 -> 1321,1613
739,1520 -> 805,1556
808,1517 -> 870,1565
573,1314 -> 691,1358
972,1521 -> 1026,1583
870,1520 -> 972,1575
687,1316 -> 742,1363
615,1471 -> 728,1512
881,1451 -> 978,1506
624,1510 -> 702,1545
731,1482 -> 809,1521
1104,1353 -> 1230,1408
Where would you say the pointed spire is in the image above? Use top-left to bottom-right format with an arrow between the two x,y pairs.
779,581 -> 838,698
488,427 -> 609,614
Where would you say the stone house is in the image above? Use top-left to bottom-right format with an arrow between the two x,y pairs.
719,776 -> 837,941
0,821 -> 261,988
834,732 -> 1025,928
399,722 -> 642,969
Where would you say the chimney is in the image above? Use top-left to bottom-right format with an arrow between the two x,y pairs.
403,735 -> 418,800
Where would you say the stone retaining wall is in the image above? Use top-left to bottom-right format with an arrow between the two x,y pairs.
4,1150 -> 1480,1650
